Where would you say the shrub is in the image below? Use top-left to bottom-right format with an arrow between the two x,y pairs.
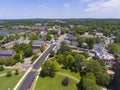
6,71 -> 12,77
0,65 -> 4,71
15,69 -> 19,75
62,77 -> 69,86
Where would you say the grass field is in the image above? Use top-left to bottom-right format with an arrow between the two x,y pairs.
0,69 -> 16,74
0,73 -> 24,90
35,74 -> 78,90
59,69 -> 81,79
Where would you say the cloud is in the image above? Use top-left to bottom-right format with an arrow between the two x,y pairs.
84,0 -> 120,18
64,3 -> 71,9
85,0 -> 120,12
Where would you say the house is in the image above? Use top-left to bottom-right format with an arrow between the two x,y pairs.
95,33 -> 103,37
110,34 -> 116,39
1,41 -> 15,50
71,41 -> 79,47
57,27 -> 61,35
93,44 -> 103,51
32,40 -> 46,54
23,37 -> 30,44
0,50 -> 15,59
69,24 -> 74,28
64,40 -> 79,47
110,34 -> 116,43
17,36 -> 24,44
81,32 -> 94,38
65,34 -> 77,40
64,40 -> 71,46
96,51 -> 115,67
104,37 -> 111,45
40,31 -> 47,36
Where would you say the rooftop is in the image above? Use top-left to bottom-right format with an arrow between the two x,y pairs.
97,51 -> 115,60
0,50 -> 15,55
32,40 -> 44,47
96,32 -> 103,36
1,41 -> 15,47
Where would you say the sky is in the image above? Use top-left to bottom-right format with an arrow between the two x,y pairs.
0,0 -> 120,19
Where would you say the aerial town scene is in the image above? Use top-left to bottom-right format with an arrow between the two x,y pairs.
0,0 -> 120,90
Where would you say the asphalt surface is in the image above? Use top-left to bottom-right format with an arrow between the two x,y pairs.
19,44 -> 56,90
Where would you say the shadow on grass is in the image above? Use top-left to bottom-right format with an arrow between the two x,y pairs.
76,80 -> 82,90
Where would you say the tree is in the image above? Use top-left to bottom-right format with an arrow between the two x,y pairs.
73,54 -> 86,72
14,43 -> 32,58
85,60 -> 102,75
82,77 -> 101,90
6,71 -> 12,77
116,57 -> 120,61
49,50 -> 55,57
63,51 -> 71,56
81,73 -> 101,90
46,32 -> 52,41
64,55 -> 74,69
61,29 -> 66,35
14,53 -> 21,61
29,34 -> 39,40
57,54 -> 64,64
4,59 -> 16,66
77,36 -> 85,47
108,43 -> 120,56
103,29 -> 111,37
85,73 -> 96,83
40,46 -> 45,53
13,43 -> 20,53
94,37 -> 100,44
41,60 -> 58,77
96,72 -> 110,87
15,33 -> 20,39
6,35 -> 15,42
98,60 -> 107,72
81,52 -> 89,58
57,42 -> 72,54
23,44 -> 32,57
0,34 -> 4,40
85,38 -> 95,49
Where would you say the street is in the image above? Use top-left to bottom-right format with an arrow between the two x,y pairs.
19,44 -> 56,90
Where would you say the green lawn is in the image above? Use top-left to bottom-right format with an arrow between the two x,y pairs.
35,74 -> 78,90
0,69 -> 16,74
59,69 -> 81,79
0,73 -> 24,90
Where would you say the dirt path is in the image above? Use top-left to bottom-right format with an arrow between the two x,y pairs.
0,71 -> 15,77
57,72 -> 80,82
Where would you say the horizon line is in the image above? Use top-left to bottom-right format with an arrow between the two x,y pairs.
0,18 -> 120,20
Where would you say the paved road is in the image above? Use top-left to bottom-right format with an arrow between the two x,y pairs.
19,44 -> 56,90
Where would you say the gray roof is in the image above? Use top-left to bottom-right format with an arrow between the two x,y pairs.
32,40 -> 44,47
1,41 -> 15,47
96,33 -> 103,36
71,41 -> 79,47
0,50 -> 15,55
17,37 -> 24,43
81,35 -> 94,38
